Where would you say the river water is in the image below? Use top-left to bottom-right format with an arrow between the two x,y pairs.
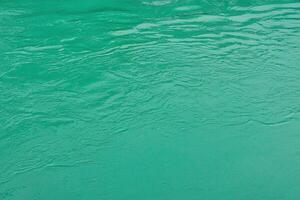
1,0 -> 300,199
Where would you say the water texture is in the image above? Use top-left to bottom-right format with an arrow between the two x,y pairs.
1,0 -> 300,199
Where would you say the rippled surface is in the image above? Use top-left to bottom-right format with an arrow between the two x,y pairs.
1,0 -> 300,199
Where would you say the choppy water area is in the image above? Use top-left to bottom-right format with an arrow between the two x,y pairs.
1,0 -> 300,199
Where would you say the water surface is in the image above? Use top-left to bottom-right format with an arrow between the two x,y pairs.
1,0 -> 300,199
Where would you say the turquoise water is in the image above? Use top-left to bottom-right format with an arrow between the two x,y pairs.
1,0 -> 300,199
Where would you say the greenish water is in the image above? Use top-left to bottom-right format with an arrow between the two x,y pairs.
1,0 -> 300,199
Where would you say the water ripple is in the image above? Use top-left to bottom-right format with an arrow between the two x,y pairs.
1,0 -> 300,199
